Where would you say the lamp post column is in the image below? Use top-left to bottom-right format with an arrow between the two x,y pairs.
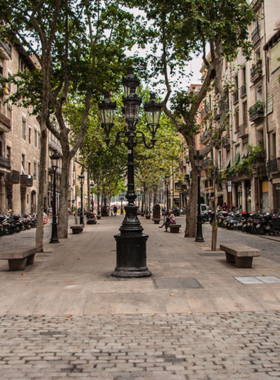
195,168 -> 204,242
80,182 -> 83,225
50,169 -> 59,243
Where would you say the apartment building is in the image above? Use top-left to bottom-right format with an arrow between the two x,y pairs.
198,0 -> 280,214
0,39 -> 41,215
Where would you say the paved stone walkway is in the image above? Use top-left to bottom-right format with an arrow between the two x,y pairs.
1,312 -> 280,379
1,216 -> 280,378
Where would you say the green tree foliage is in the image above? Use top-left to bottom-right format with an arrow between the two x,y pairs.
0,0 -> 140,238
123,0 -> 256,236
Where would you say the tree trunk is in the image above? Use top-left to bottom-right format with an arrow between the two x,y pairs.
57,151 -> 70,239
185,166 -> 198,238
36,123 -> 47,251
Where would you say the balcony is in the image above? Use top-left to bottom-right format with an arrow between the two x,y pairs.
0,156 -> 11,171
0,111 -> 11,131
202,158 -> 212,169
200,130 -> 211,144
233,91 -> 239,105
250,60 -> 262,83
201,104 -> 210,120
249,101 -> 264,122
214,108 -> 221,120
240,85 -> 247,98
20,174 -> 33,187
49,138 -> 62,154
238,124 -> 248,138
5,170 -> 20,183
269,158 -> 280,173
0,40 -> 11,60
251,25 -> 260,45
48,181 -> 61,193
222,136 -> 230,148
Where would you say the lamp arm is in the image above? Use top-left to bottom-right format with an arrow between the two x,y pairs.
106,131 -> 126,149
135,131 -> 155,150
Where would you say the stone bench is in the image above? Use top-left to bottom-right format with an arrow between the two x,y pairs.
70,225 -> 84,234
220,243 -> 261,268
86,219 -> 97,225
0,247 -> 40,271
169,224 -> 181,233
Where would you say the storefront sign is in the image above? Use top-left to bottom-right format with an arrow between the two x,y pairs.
227,181 -> 232,193
275,185 -> 280,191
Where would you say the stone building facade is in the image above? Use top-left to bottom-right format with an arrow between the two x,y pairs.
0,40 -> 41,215
197,0 -> 280,214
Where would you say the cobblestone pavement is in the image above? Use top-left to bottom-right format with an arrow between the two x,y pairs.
1,312 -> 280,379
1,216 -> 280,379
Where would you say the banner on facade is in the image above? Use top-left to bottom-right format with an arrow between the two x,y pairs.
228,181 -> 232,193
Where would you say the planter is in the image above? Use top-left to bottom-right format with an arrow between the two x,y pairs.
145,215 -> 150,219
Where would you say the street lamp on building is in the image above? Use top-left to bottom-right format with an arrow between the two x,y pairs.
90,181 -> 94,212
78,174 -> 85,225
49,150 -> 61,243
194,151 -> 204,242
98,67 -> 162,278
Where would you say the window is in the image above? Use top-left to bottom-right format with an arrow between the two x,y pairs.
28,162 -> 31,175
34,130 -> 37,147
22,118 -> 26,140
266,57 -> 270,82
235,108 -> 239,132
34,162 -> 36,177
256,85 -> 262,102
7,146 -> 10,162
271,133 -> 276,159
243,101 -> 248,127
29,127 -> 32,144
242,66 -> 246,86
21,154 -> 25,173
267,95 -> 273,114
27,194 -> 29,204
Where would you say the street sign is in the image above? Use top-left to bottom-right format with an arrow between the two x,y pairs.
228,181 -> 232,193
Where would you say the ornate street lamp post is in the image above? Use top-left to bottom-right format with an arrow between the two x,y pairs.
50,150 -> 61,244
90,181 -> 94,212
164,175 -> 170,212
194,151 -> 204,242
78,174 -> 85,225
98,68 -> 162,278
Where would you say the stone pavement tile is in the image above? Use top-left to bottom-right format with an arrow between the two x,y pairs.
6,289 -> 44,315
183,290 -> 216,313
56,293 -> 87,315
248,288 -> 280,310
226,289 -> 265,311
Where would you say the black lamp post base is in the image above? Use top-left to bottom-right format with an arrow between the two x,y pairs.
50,222 -> 59,243
112,233 -> 152,278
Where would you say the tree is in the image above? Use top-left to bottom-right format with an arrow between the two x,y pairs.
125,0 -> 255,237
1,0 -> 139,241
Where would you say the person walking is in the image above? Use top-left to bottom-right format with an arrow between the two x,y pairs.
113,205 -> 118,216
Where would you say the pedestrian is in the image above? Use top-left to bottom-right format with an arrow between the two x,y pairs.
159,209 -> 175,232
113,205 -> 118,216
48,206 -> 52,218
222,202 -> 228,211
